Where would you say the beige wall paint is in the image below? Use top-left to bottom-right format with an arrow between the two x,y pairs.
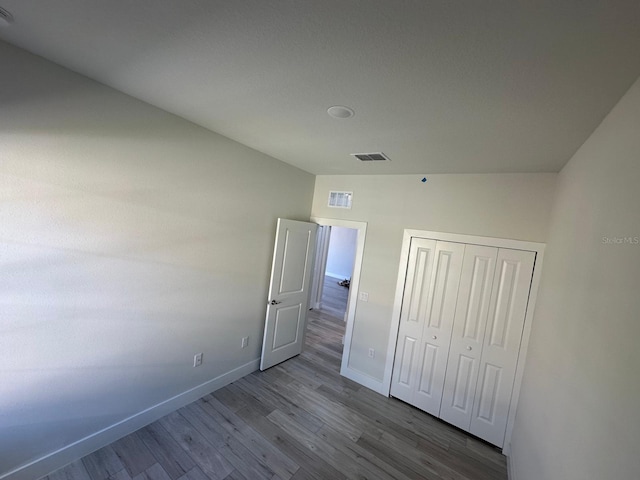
311,174 -> 556,381
0,41 -> 314,477
510,79 -> 640,478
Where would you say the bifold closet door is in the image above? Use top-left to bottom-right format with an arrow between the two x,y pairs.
439,245 -> 498,431
469,248 -> 536,446
390,240 -> 464,416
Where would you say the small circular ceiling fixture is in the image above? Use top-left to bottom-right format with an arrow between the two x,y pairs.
0,7 -> 14,27
327,105 -> 355,119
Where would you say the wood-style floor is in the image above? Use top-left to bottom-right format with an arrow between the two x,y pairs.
43,278 -> 507,480
319,274 -> 350,319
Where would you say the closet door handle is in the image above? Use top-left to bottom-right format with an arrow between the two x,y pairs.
432,335 -> 437,340
466,346 -> 472,351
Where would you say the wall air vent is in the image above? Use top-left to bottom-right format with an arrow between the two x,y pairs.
351,152 -> 391,162
328,191 -> 353,209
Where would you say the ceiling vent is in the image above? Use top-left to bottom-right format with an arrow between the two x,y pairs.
351,152 -> 391,162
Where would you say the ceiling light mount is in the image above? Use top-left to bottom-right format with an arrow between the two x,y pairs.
0,6 -> 13,26
327,105 -> 355,119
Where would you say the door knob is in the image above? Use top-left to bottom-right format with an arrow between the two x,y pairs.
269,300 -> 282,305
466,346 -> 472,350
432,335 -> 437,339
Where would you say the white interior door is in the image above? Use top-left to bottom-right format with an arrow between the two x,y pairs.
390,238 -> 436,404
440,245 -> 497,430
469,248 -> 535,446
390,240 -> 465,416
260,218 -> 317,370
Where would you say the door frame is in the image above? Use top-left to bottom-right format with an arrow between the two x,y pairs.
309,225 -> 332,310
383,229 -> 545,455
310,217 -> 368,386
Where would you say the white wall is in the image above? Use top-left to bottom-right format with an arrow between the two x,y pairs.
0,41 -> 314,479
325,226 -> 357,279
510,78 -> 640,479
311,174 -> 556,383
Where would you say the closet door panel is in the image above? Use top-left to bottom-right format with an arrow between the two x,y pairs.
390,239 -> 437,404
416,342 -> 440,398
470,248 -> 535,447
413,241 -> 465,415
440,245 -> 497,430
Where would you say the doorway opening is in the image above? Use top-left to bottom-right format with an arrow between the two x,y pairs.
307,225 -> 358,371
320,225 -> 357,319
307,218 -> 366,380
259,217 -> 366,377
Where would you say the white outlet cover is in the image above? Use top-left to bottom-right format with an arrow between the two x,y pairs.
359,292 -> 369,302
193,353 -> 203,367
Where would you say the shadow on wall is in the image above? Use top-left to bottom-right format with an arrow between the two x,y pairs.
0,41 -> 315,477
0,238 -> 253,472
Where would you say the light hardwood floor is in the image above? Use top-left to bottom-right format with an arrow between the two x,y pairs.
42,282 -> 507,480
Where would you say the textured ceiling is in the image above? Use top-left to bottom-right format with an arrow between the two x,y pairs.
1,1 -> 640,175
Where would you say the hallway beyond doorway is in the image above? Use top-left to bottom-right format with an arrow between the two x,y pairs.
319,274 -> 349,318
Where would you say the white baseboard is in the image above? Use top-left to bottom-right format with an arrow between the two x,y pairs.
340,366 -> 386,396
2,359 -> 260,480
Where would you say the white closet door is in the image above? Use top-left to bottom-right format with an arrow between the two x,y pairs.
390,238 -> 436,405
390,240 -> 465,416
440,245 -> 497,430
469,248 -> 535,446
414,241 -> 465,414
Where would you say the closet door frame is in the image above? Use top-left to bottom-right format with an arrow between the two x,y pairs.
383,229 -> 545,455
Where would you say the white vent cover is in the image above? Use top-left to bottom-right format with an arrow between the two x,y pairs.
328,191 -> 353,209
351,152 -> 391,162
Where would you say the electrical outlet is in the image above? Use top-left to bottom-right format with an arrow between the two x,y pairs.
193,353 -> 203,367
359,292 -> 369,302
368,348 -> 375,359
241,336 -> 249,349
